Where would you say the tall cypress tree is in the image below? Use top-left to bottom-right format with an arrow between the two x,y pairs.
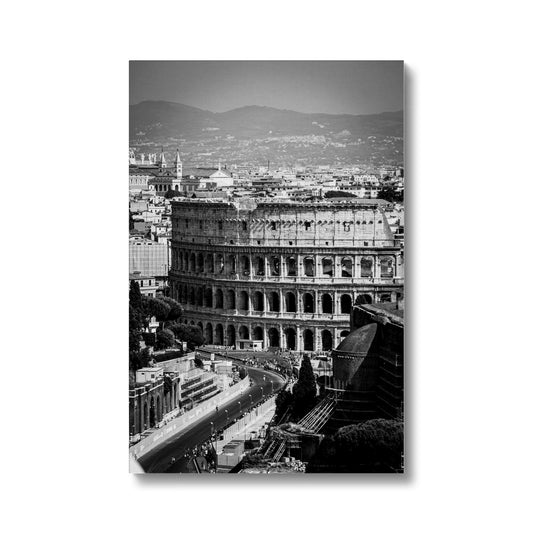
292,355 -> 317,418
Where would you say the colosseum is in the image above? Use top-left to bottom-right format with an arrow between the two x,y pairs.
169,197 -> 404,353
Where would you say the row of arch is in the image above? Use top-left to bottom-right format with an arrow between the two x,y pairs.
175,285 -> 357,314
132,380 -> 179,434
175,251 -> 396,279
181,320 -> 350,352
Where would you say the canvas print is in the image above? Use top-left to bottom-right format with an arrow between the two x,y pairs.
129,60 -> 404,474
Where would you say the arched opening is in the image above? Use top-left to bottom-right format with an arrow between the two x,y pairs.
197,322 -> 203,335
254,256 -> 265,276
341,294 -> 352,314
303,329 -> 314,351
198,253 -> 204,273
206,254 -> 214,273
214,324 -> 224,345
285,328 -> 296,350
215,288 -> 224,309
238,291 -> 249,311
190,253 -> 196,272
149,397 -> 155,428
179,252 -> 183,271
380,257 -> 394,278
268,292 -> 280,312
253,291 -> 264,312
196,286 -> 203,307
361,257 -> 373,278
204,289 -> 213,307
322,257 -> 333,277
286,256 -> 297,277
184,252 -> 189,272
238,325 -> 249,340
253,326 -> 264,341
355,294 -> 373,305
379,293 -> 392,303
216,254 -> 224,274
303,293 -> 315,314
228,255 -> 237,274
156,395 -> 161,420
304,257 -> 315,277
241,256 -> 250,276
270,256 -> 280,276
341,257 -> 353,277
322,294 -> 333,314
268,328 -> 280,348
285,292 -> 297,313
227,290 -> 236,310
205,323 -> 213,344
143,401 -> 148,430
321,330 -> 333,351
189,287 -> 196,305
340,330 -> 350,338
227,325 -> 236,347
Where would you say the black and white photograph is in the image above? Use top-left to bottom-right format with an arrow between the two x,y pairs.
128,60 -> 404,473
4,1 -> 533,531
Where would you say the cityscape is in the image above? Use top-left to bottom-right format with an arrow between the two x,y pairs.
129,61 -> 404,474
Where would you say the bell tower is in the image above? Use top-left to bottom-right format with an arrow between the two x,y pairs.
175,146 -> 182,178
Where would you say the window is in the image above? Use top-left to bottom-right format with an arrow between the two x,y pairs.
218,221 -> 223,230
242,221 -> 247,231
185,219 -> 189,229
270,221 -> 277,230
343,221 -> 350,232
304,221 -> 311,230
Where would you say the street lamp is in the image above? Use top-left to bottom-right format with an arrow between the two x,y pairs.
270,380 -> 273,395
260,386 -> 264,399
238,401 -> 241,414
224,409 -> 229,425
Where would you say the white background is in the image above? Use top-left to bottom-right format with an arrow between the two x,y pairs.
2,1 -> 533,532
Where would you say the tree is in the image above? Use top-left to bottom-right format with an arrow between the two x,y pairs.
274,389 -> 293,419
377,186 -> 403,203
167,323 -> 205,350
129,280 -> 142,312
155,328 -> 175,350
141,296 -> 171,322
164,189 -> 184,199
307,418 -> 404,473
292,355 -> 317,418
324,190 -> 356,198
157,296 -> 183,321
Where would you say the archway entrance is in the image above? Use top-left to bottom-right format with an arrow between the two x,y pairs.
149,397 -> 155,428
285,328 -> 296,350
227,325 -> 236,347
268,328 -> 280,348
303,329 -> 314,351
321,330 -> 333,351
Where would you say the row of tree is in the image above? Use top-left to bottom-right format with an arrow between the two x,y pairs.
129,280 -> 205,371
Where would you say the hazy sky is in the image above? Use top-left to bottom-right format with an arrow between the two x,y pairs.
130,61 -> 403,115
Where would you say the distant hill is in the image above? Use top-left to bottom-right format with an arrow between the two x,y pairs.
129,101 -> 403,141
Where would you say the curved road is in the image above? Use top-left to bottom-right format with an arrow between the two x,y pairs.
138,367 -> 285,473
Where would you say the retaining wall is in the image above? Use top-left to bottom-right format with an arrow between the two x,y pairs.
130,376 -> 250,460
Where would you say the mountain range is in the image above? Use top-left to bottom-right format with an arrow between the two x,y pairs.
129,101 -> 403,166
130,101 -> 403,141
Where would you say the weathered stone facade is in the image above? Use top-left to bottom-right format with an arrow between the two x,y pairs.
169,198 -> 404,352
